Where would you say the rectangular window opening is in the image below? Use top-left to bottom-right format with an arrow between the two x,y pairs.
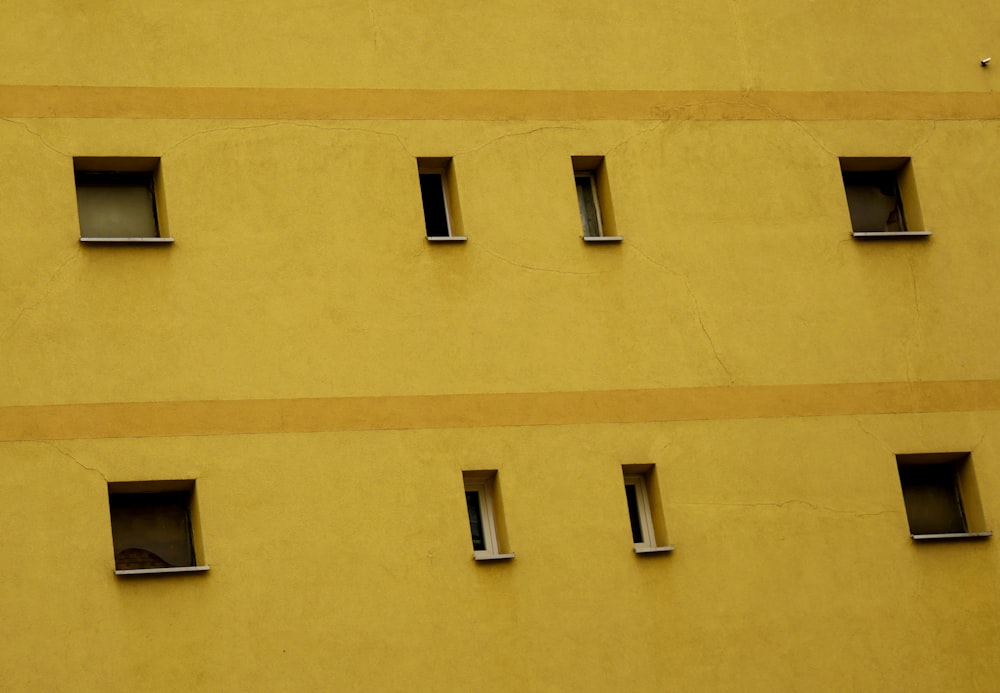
108,480 -> 209,576
462,471 -> 513,561
896,453 -> 991,541
840,157 -> 928,239
622,465 -> 673,555
572,156 -> 621,242
418,158 -> 465,242
75,157 -> 172,243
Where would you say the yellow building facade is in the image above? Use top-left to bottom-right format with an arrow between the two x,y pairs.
2,2 -> 999,691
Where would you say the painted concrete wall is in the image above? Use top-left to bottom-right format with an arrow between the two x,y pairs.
1,2 -> 999,691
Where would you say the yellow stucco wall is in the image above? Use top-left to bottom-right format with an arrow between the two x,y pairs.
1,2 -> 999,691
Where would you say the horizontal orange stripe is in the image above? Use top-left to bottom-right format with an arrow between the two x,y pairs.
1,86 -> 999,121
0,380 -> 997,442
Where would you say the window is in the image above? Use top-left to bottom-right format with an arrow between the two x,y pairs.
840,157 -> 929,239
572,156 -> 621,242
896,453 -> 991,541
623,465 -> 673,554
463,471 -> 513,560
418,157 -> 465,242
75,157 -> 172,243
108,480 -> 209,575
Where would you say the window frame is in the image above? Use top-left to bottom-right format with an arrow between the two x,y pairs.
572,156 -> 622,243
622,466 -> 674,555
418,157 -> 466,242
108,480 -> 210,576
463,471 -> 513,561
840,157 -> 930,240
895,452 -> 992,542
74,157 -> 173,244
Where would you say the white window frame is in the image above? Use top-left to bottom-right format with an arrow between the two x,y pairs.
463,472 -> 513,561
624,471 -> 674,555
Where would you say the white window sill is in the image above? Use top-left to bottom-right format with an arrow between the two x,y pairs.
582,235 -> 623,243
634,545 -> 675,555
473,552 -> 515,562
115,565 -> 210,576
81,237 -> 174,244
426,236 -> 467,243
911,532 -> 991,542
852,231 -> 931,240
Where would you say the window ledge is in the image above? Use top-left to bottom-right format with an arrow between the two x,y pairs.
911,532 -> 991,542
852,231 -> 931,240
473,552 -> 515,562
583,236 -> 623,243
634,545 -> 675,555
426,236 -> 467,243
81,237 -> 174,244
115,565 -> 210,576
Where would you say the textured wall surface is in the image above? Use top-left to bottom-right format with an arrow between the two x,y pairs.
1,2 -> 999,691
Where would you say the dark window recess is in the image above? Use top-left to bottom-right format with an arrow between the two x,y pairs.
898,462 -> 966,535
842,170 -> 906,233
575,174 -> 602,237
76,171 -> 159,239
109,491 -> 195,570
419,172 -> 450,237
465,490 -> 486,551
624,482 -> 645,544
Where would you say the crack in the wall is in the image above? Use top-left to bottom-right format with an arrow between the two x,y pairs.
681,275 -> 736,385
452,126 -> 583,158
161,121 -> 418,158
677,498 -> 894,518
0,250 -> 79,342
853,417 -> 895,454
366,0 -> 380,55
904,256 -> 921,385
627,244 -> 736,384
476,243 -> 604,276
728,0 -> 754,90
0,117 -> 71,158
909,121 -> 939,154
44,441 -> 109,483
602,120 -> 668,158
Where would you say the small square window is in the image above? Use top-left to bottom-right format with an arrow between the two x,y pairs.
896,453 -> 991,541
418,157 -> 465,242
623,465 -> 673,555
840,157 -> 929,239
572,156 -> 621,243
75,157 -> 172,243
463,471 -> 513,561
108,480 -> 209,576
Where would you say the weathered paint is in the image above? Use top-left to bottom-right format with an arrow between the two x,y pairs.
1,2 -> 999,691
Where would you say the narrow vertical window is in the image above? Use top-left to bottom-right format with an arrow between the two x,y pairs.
572,156 -> 621,242
622,466 -> 673,555
418,157 -> 466,242
575,172 -> 603,238
462,471 -> 513,561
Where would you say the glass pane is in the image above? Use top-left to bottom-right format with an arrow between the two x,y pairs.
76,175 -> 158,238
624,483 -> 645,544
465,490 -> 486,551
575,175 -> 601,237
109,492 -> 194,569
843,171 -> 905,232
899,463 -> 966,534
419,173 -> 450,237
